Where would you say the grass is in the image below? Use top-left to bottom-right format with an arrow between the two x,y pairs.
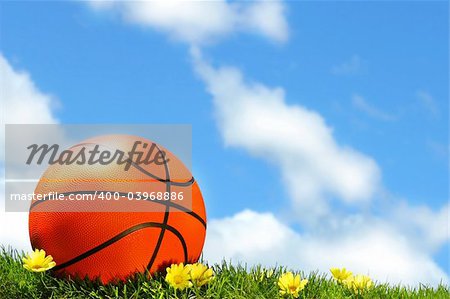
1,247 -> 449,299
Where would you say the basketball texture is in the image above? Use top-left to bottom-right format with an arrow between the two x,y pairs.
28,135 -> 206,284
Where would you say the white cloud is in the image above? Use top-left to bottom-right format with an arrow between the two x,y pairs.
87,0 -> 288,44
0,54 -> 58,252
192,52 -> 449,285
192,49 -> 380,223
331,55 -> 365,75
0,174 -> 30,252
352,94 -> 396,121
204,209 -> 449,286
242,1 -> 288,43
0,55 -> 58,145
390,202 -> 449,252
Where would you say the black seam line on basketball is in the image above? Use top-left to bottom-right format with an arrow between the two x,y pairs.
52,222 -> 188,272
72,142 -> 195,187
29,191 -> 206,228
146,143 -> 177,270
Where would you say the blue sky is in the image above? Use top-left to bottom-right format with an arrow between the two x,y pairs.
1,0 -> 448,285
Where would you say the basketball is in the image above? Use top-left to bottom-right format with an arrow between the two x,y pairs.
28,135 -> 206,284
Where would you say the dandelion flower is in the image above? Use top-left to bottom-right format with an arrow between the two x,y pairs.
278,271 -> 308,298
165,263 -> 191,290
330,267 -> 353,282
347,274 -> 373,292
187,263 -> 214,287
342,276 -> 354,288
22,249 -> 56,272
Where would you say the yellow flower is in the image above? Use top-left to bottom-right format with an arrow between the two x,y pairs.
165,263 -> 191,290
22,249 -> 56,272
330,267 -> 353,282
187,263 -> 214,287
278,271 -> 308,298
341,276 -> 354,288
344,274 -> 373,293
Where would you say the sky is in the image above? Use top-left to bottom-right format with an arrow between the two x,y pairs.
0,0 -> 449,286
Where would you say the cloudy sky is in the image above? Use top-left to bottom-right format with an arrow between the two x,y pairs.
1,0 -> 448,286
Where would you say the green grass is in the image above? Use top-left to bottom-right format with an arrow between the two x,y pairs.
1,247 -> 448,299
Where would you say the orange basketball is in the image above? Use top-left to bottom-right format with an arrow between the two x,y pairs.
28,135 -> 206,284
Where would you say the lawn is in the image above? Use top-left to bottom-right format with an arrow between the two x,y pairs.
1,247 -> 448,299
